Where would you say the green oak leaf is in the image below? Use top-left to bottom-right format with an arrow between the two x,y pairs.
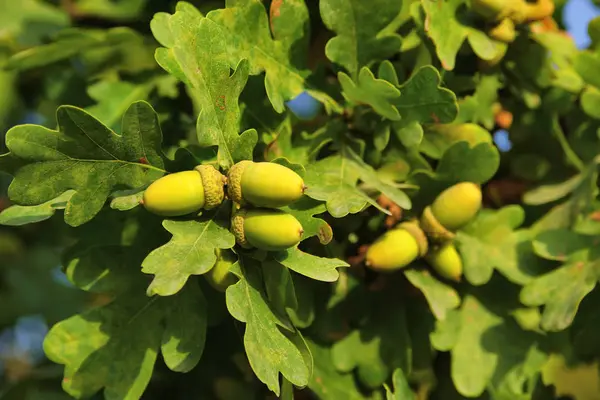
523,174 -> 584,206
330,291 -> 411,389
44,284 -> 206,399
264,119 -> 341,165
262,259 -> 298,323
0,0 -> 69,47
273,247 -> 349,282
455,73 -> 502,129
63,210 -> 169,295
268,0 -> 310,69
281,197 -> 334,245
208,0 -> 338,113
304,154 -> 385,218
420,122 -> 493,159
109,189 -> 144,211
574,51 -> 600,89
307,339 -> 381,400
392,65 -> 458,126
225,258 -> 310,396
580,85 -> 600,119
436,141 -> 500,184
305,147 -> 412,218
150,3 -> 257,169
432,292 -> 547,397
385,369 -> 416,400
520,229 -> 600,331
142,207 -> 236,297
404,268 -> 461,320
319,0 -> 402,78
6,27 -> 150,72
74,0 -> 148,21
456,206 -> 547,286
1,101 -> 165,227
0,190 -> 74,226
339,67 -> 401,120
85,80 -> 155,132
420,0 -> 506,70
287,274 -> 316,329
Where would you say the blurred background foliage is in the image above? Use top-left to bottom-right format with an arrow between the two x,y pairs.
1,0 -> 600,399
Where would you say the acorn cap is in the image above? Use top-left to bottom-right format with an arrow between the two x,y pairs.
397,220 -> 429,257
227,160 -> 252,205
420,206 -> 456,243
231,209 -> 251,249
195,164 -> 226,209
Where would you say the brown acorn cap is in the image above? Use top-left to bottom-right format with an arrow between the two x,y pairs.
230,209 -> 252,249
195,165 -> 226,209
227,160 -> 253,205
397,220 -> 429,257
420,206 -> 455,243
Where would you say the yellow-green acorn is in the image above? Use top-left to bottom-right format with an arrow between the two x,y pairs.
488,18 -> 517,43
432,182 -> 482,230
227,161 -> 305,208
142,165 -> 226,217
426,243 -> 463,282
421,182 -> 482,242
205,249 -> 238,292
365,221 -> 428,272
470,0 -> 524,22
231,209 -> 304,251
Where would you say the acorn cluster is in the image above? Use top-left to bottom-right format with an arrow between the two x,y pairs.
365,182 -> 483,282
470,0 -> 555,44
142,161 -> 306,252
141,161 -> 307,291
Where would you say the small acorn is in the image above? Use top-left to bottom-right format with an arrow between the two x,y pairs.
421,182 -> 482,242
365,221 -> 428,272
470,0 -> 525,22
142,165 -> 226,217
205,249 -> 239,292
227,161 -> 306,208
231,208 -> 304,251
488,18 -> 517,43
522,0 -> 554,22
426,243 -> 463,282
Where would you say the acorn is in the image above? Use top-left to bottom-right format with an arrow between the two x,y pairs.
227,161 -> 306,208
205,249 -> 239,292
522,0 -> 554,22
142,165 -> 226,217
488,18 -> 517,43
426,243 -> 463,282
231,209 -> 304,251
470,0 -> 526,22
365,221 -> 429,272
421,182 -> 482,242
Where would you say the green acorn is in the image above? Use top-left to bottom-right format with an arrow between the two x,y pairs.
470,0 -> 525,22
231,209 -> 304,251
488,18 -> 517,43
421,182 -> 482,242
142,165 -> 226,217
365,221 -> 429,272
426,243 -> 463,282
227,161 -> 306,208
205,249 -> 238,292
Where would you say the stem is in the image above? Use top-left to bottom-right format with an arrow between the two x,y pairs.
553,117 -> 585,173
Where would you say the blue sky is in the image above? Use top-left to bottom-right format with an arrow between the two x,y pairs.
563,0 -> 600,48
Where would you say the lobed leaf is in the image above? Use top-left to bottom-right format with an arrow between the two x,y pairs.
1,101 -> 165,227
